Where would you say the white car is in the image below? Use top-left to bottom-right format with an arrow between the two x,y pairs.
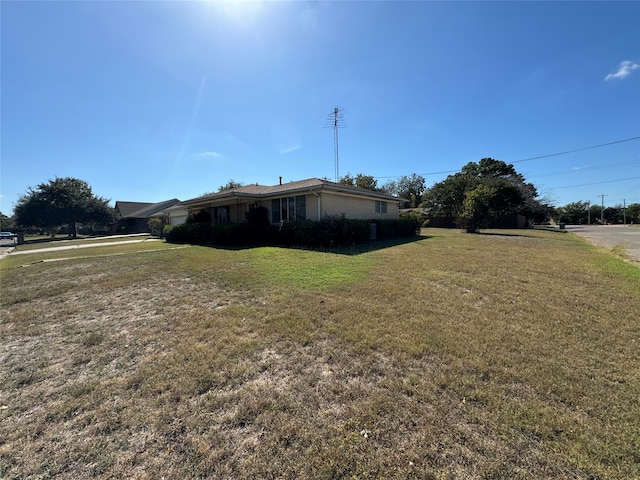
0,232 -> 16,239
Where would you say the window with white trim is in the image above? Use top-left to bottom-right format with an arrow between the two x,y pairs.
375,200 -> 388,214
271,195 -> 306,223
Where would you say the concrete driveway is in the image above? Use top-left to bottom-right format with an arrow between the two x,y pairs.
564,225 -> 640,264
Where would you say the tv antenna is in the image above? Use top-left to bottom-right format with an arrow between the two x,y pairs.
325,107 -> 346,182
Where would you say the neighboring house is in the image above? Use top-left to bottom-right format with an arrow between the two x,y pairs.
180,178 -> 401,225
115,199 -> 182,233
165,204 -> 189,226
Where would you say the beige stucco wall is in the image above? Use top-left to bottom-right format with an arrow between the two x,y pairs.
186,190 -> 398,223
320,192 -> 398,220
229,202 -> 246,223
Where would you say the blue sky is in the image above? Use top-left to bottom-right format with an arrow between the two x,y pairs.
2,1 -> 639,215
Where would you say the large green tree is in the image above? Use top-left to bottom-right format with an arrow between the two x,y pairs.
554,201 -> 589,224
0,211 -> 16,231
218,179 -> 243,192
339,173 -> 379,191
14,177 -> 115,237
459,181 -> 524,233
380,174 -> 426,208
423,158 -> 545,229
626,203 -> 640,224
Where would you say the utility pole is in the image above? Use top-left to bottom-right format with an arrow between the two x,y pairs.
587,200 -> 590,225
599,194 -> 608,225
623,199 -> 626,225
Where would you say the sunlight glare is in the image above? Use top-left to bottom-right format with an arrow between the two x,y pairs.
207,0 -> 267,27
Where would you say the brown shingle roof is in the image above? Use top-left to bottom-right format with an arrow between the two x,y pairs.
115,201 -> 154,217
116,199 -> 181,219
183,178 -> 399,205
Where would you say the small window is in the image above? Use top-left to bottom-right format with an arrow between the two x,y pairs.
375,200 -> 388,214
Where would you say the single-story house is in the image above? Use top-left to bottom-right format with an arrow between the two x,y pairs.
164,204 -> 190,226
180,177 -> 401,224
115,198 -> 182,233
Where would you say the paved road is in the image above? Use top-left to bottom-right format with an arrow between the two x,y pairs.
564,225 -> 640,264
0,237 -> 18,247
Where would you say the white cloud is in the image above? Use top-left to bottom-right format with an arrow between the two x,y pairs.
279,144 -> 301,154
605,60 -> 640,81
197,151 -> 221,158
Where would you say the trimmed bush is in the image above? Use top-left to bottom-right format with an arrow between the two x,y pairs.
373,218 -> 420,239
165,222 -> 213,244
166,217 -> 417,248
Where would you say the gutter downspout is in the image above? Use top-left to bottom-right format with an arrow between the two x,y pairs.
309,189 -> 321,221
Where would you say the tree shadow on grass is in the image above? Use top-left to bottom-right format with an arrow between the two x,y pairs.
475,231 -> 533,238
199,234 -> 433,256
330,234 -> 434,255
476,227 -> 567,238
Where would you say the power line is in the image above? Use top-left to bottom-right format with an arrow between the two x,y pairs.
550,176 -> 640,189
373,135 -> 640,180
510,136 -> 640,164
526,159 -> 640,179
375,169 -> 457,180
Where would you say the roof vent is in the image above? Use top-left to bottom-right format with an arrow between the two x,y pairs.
279,176 -> 282,185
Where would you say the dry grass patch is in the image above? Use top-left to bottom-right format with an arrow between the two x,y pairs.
1,230 -> 639,479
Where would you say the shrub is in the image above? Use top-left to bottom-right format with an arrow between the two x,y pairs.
374,218 -> 420,239
148,217 -> 166,237
186,210 -> 211,224
245,206 -> 270,227
165,218 -> 417,248
165,222 -> 213,244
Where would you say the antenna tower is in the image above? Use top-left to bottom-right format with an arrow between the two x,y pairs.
325,107 -> 345,182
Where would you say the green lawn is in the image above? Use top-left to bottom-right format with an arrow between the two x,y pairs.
1,228 -> 638,479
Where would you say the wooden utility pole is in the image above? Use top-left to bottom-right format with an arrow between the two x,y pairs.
599,194 -> 608,224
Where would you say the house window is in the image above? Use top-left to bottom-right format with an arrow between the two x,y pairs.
375,200 -> 388,214
296,195 -> 306,219
214,205 -> 230,223
271,195 -> 306,222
